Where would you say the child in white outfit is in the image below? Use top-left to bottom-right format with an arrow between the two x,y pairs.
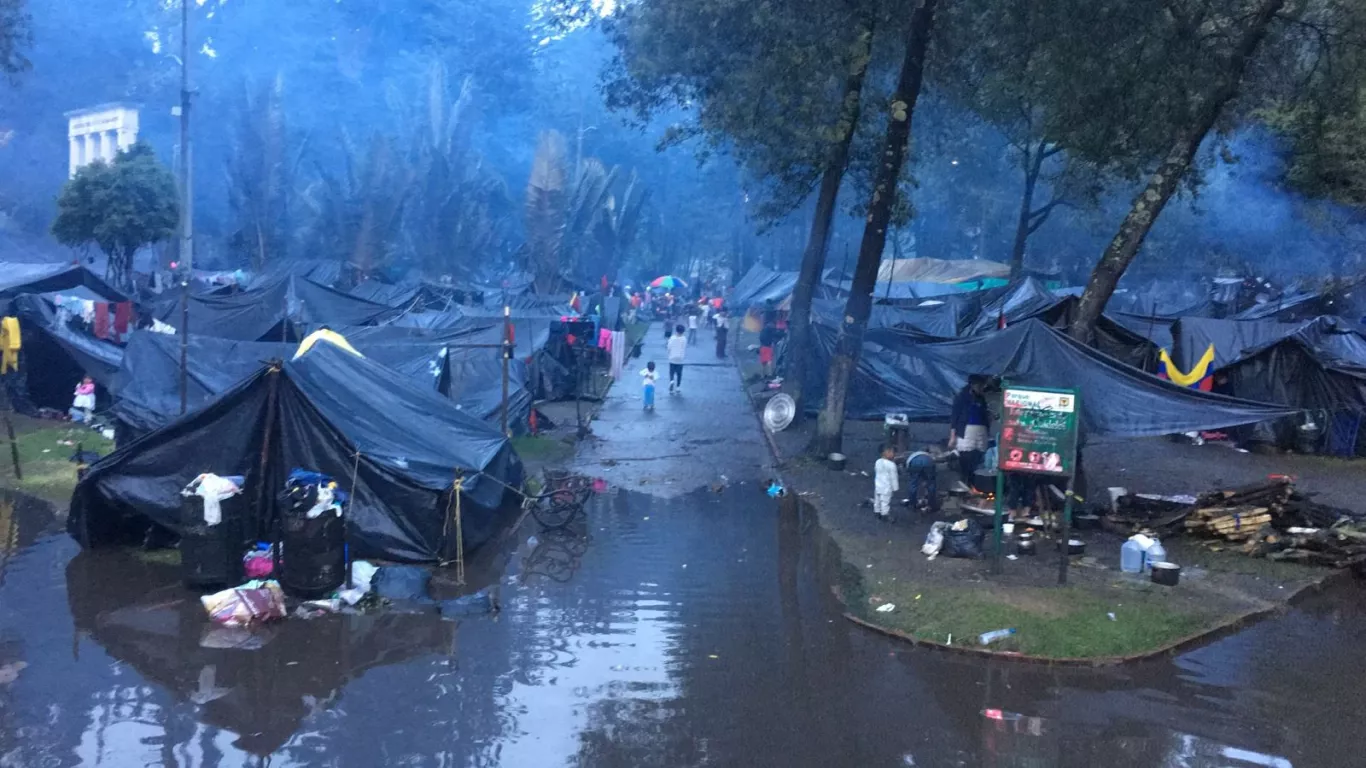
874,445 -> 899,521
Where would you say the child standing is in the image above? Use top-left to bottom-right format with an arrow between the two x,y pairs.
72,376 -> 96,423
874,445 -> 899,522
640,361 -> 658,411
687,312 -> 699,344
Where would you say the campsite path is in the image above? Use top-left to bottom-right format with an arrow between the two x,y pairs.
570,324 -> 771,495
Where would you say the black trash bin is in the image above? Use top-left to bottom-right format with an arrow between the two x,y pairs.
180,493 -> 246,589
277,481 -> 347,599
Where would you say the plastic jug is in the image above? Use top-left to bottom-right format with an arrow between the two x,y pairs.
1120,538 -> 1145,573
1144,540 -> 1167,571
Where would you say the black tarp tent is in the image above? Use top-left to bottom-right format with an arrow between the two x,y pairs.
109,330 -> 534,437
153,274 -> 398,341
728,266 -> 799,309
0,262 -> 126,308
72,341 -> 524,562
806,318 -> 1297,437
1168,316 -> 1366,372
2,285 -> 128,413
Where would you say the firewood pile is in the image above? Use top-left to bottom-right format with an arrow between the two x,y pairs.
1182,480 -> 1291,540
1109,478 -> 1366,569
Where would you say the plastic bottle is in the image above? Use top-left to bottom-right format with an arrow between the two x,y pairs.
1144,540 -> 1167,572
1120,538 -> 1145,573
979,628 -> 1017,645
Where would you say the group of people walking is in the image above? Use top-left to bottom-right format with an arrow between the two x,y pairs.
640,301 -> 730,411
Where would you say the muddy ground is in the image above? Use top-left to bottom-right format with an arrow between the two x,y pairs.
762,394 -> 1361,657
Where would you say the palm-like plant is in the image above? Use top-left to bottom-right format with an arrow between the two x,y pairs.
225,74 -> 307,270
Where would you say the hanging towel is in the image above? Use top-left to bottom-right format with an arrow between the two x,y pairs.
113,302 -> 132,338
598,328 -> 612,351
609,331 -> 627,379
93,303 -> 110,339
79,300 -> 95,325
1,316 -> 19,374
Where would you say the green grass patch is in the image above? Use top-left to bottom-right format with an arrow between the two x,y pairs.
0,419 -> 115,502
844,566 -> 1215,659
511,435 -> 573,464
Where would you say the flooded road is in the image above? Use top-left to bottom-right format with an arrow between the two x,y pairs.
0,487 -> 1363,767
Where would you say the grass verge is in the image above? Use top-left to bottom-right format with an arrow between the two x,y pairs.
841,564 -> 1214,658
0,417 -> 115,503
511,435 -> 574,465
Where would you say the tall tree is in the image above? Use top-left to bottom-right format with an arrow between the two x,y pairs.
601,0 -> 895,412
0,0 -> 29,81
785,23 -> 876,415
1070,0 -> 1286,343
52,142 -> 179,288
813,0 -> 940,456
226,75 -> 304,270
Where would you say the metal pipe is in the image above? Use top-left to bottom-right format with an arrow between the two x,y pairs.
177,0 -> 194,414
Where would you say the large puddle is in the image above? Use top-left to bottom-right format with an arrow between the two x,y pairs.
0,486 -> 1361,766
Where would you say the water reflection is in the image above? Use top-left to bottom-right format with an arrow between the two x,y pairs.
0,488 -> 1363,766
64,548 -> 457,756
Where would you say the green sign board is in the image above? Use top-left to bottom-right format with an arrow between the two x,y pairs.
999,386 -> 1079,477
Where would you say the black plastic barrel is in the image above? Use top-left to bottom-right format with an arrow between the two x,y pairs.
279,508 -> 346,599
180,494 -> 245,589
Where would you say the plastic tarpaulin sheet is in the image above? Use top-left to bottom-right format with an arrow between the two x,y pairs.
729,266 -> 799,309
72,344 -> 523,562
110,329 -> 534,436
0,263 -> 126,305
1223,339 -> 1366,413
806,318 -> 1297,436
110,333 -> 289,435
875,257 -> 1009,284
154,275 -> 397,341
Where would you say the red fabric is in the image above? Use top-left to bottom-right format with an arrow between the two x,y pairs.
759,346 -> 774,365
93,303 -> 110,339
113,302 -> 132,337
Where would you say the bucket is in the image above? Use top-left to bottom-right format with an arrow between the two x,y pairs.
827,453 -> 847,471
1151,561 -> 1181,586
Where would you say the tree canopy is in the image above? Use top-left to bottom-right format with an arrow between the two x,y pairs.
52,142 -> 179,287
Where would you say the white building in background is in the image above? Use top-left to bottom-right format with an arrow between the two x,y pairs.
64,103 -> 140,176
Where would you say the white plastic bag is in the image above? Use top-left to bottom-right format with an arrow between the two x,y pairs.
922,521 -> 947,558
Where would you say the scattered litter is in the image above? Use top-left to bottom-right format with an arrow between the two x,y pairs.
978,628 -> 1017,645
243,546 -> 275,579
0,661 -> 28,685
336,561 -> 378,606
201,581 -> 286,627
374,565 -> 431,602
708,654 -> 719,659
946,634 -> 952,645
1107,612 -> 1117,622
922,522 -> 947,559
643,516 -> 650,520
875,603 -> 896,613
682,564 -> 687,568
200,626 -> 273,650
766,481 -> 785,498
41,448 -> 50,453
1006,554 -> 1018,561
915,594 -> 921,600
189,665 -> 231,704
440,587 -> 499,618
183,473 -> 245,526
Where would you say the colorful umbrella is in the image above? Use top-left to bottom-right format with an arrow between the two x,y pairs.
649,275 -> 688,290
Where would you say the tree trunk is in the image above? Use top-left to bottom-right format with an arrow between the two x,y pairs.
811,0 -> 939,457
784,25 -> 874,415
1008,144 -> 1045,281
1070,0 -> 1284,344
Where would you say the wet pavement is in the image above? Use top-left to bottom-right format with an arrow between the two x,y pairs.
573,327 -> 770,494
0,340 -> 1364,766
